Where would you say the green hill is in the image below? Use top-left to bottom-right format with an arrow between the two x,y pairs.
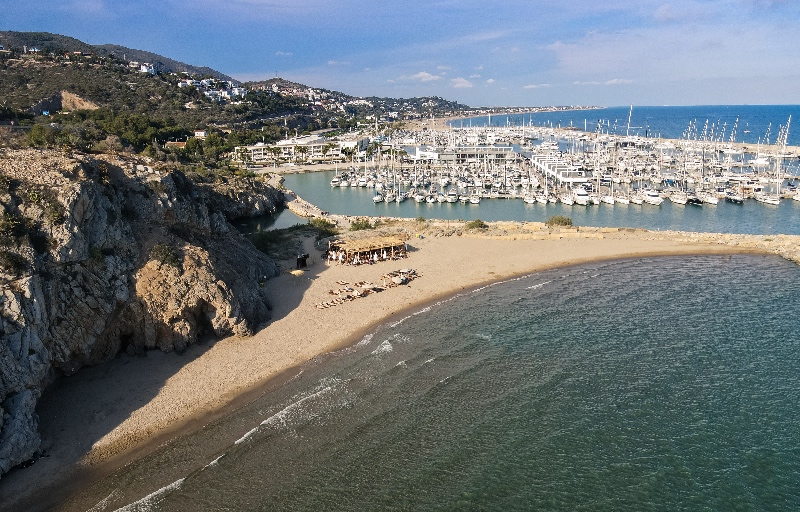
0,31 -> 232,80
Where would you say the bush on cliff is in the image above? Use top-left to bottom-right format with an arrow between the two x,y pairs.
150,243 -> 182,269
0,249 -> 28,276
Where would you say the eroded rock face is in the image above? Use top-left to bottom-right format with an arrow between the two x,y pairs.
0,149 -> 282,476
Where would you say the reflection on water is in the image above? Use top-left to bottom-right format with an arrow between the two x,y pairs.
231,208 -> 306,235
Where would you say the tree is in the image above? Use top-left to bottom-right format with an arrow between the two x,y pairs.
341,146 -> 355,163
185,137 -> 203,160
321,142 -> 336,160
295,145 -> 308,163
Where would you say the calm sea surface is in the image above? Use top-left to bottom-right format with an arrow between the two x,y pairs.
62,255 -> 800,511
451,105 -> 800,146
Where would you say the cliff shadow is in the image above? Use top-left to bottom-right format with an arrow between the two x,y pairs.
259,234 -> 328,323
0,159 -> 290,512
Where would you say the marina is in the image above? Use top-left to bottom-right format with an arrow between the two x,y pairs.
278,107 -> 800,235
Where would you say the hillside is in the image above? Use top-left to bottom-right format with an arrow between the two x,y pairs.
0,148 -> 285,481
0,31 -> 232,81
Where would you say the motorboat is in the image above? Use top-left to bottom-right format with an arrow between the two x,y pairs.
642,189 -> 663,206
573,187 -> 590,206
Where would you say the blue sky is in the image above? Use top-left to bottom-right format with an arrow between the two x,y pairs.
3,0 -> 800,107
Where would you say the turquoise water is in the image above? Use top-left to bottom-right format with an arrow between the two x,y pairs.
281,171 -> 800,235
60,255 -> 800,511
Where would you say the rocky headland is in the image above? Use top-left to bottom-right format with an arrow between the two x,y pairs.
0,149 -> 283,477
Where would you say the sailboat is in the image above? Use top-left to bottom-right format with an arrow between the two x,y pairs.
756,116 -> 790,206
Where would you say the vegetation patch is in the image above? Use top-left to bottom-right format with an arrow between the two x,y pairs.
465,219 -> 489,230
249,218 -> 339,261
0,250 -> 28,276
0,212 -> 27,247
545,215 -> 573,227
308,217 -> 339,239
349,217 -> 374,231
150,243 -> 182,268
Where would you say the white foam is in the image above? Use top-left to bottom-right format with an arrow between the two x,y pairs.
88,489 -> 120,512
113,478 -> 185,512
204,454 -> 225,468
526,280 -> 553,290
261,384 -> 335,428
235,384 -> 336,444
424,358 -> 435,364
371,340 -> 393,355
395,360 -> 407,368
356,333 -> 374,347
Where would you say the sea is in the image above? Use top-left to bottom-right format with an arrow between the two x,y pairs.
449,105 -> 800,147
58,255 -> 800,511
49,106 -> 800,511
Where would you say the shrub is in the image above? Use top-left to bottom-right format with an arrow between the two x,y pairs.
150,243 -> 182,268
0,250 -> 28,276
465,219 -> 488,230
309,217 -> 339,239
416,215 -> 426,223
44,197 -> 66,224
545,215 -> 573,227
0,213 -> 26,247
350,217 -> 373,231
89,245 -> 104,262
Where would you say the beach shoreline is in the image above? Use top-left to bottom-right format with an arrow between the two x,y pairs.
1,224 -> 794,511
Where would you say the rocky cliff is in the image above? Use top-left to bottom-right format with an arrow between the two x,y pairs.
0,149 -> 283,476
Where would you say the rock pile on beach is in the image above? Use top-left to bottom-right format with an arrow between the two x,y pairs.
0,149 -> 283,477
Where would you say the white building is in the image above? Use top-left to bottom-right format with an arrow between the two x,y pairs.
235,136 -> 344,165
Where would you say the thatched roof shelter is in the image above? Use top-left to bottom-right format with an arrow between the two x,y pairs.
327,235 -> 409,264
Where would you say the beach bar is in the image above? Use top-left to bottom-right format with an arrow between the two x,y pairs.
327,235 -> 409,265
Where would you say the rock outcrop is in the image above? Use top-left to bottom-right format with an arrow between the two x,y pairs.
0,149 -> 283,476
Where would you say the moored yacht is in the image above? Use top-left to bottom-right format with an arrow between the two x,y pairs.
573,187 -> 590,206
642,189 -> 664,206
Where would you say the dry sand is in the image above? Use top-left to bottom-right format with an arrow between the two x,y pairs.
1,224 -> 795,510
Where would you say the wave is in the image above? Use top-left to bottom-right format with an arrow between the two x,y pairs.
235,383 -> 339,444
526,279 -> 553,290
87,489 -> 120,512
112,478 -> 185,512
371,340 -> 393,355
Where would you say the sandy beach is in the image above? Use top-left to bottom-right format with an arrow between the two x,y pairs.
1,223 -> 797,511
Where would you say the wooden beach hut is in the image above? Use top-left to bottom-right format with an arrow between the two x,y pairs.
327,235 -> 409,265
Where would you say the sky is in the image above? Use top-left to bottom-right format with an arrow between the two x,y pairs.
3,0 -> 800,107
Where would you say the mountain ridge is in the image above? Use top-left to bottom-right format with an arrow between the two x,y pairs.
0,31 -> 233,81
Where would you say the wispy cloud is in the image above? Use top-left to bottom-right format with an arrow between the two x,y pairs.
486,79 -> 495,84
573,79 -> 633,86
451,77 -> 473,88
275,51 -> 293,57
524,83 -> 552,89
405,71 -> 442,82
327,60 -> 350,66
